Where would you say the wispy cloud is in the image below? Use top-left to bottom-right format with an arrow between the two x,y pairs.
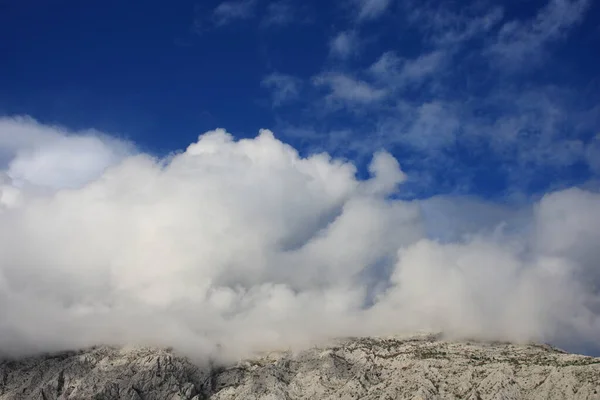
193,0 -> 596,198
355,0 -> 392,21
212,0 -> 257,26
381,101 -> 460,151
261,73 -> 302,106
261,0 -> 295,27
369,50 -> 446,89
272,0 -> 598,197
407,3 -> 504,46
195,0 -> 308,32
488,0 -> 590,69
329,30 -> 361,59
313,73 -> 387,107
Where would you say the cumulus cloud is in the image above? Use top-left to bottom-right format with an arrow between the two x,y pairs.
0,116 -> 133,189
1,118 -> 600,361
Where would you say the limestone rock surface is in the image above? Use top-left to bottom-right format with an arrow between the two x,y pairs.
1,335 -> 599,399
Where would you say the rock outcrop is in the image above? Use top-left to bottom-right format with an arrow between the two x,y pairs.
1,335 -> 599,399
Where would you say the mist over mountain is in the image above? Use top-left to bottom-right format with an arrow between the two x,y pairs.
1,2 -> 600,388
1,117 -> 600,361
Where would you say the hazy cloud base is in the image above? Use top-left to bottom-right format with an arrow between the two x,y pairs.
1,117 -> 599,360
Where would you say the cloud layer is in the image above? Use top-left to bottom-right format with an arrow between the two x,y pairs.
1,117 -> 599,360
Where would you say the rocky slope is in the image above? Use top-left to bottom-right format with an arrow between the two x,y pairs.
1,335 -> 599,399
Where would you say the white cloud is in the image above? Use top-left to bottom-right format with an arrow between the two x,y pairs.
1,118 -> 600,360
313,73 -> 387,107
261,73 -> 301,106
0,116 -> 134,189
489,0 -> 590,68
213,0 -> 257,26
355,0 -> 392,21
329,30 -> 360,59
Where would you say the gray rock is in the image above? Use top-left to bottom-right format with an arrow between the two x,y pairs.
1,335 -> 599,399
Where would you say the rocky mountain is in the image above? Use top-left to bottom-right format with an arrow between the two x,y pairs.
1,335 -> 599,399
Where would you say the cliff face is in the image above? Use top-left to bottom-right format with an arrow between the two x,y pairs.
1,336 -> 599,400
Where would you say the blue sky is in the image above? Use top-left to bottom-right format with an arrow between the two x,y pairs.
1,0 -> 599,199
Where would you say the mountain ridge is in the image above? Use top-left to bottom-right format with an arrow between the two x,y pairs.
1,335 -> 599,399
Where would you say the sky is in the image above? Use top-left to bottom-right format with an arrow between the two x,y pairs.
1,0 -> 600,359
1,0 -> 599,199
